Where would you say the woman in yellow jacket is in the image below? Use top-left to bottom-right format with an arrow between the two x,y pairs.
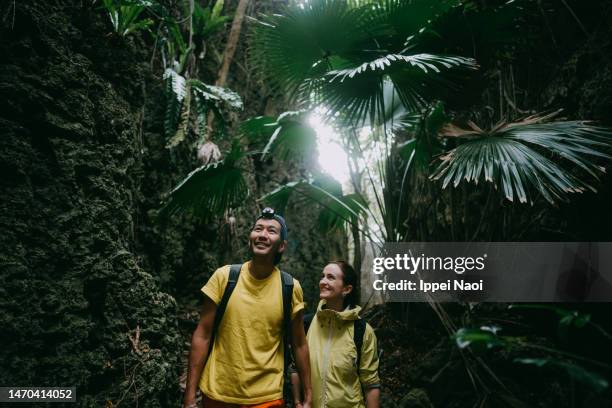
293,261 -> 380,408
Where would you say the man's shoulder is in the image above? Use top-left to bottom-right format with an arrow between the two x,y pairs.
203,263 -> 245,288
276,269 -> 300,286
209,265 -> 229,280
291,277 -> 302,289
214,263 -> 246,276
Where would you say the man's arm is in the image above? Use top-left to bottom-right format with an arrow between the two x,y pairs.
291,310 -> 312,408
183,296 -> 216,408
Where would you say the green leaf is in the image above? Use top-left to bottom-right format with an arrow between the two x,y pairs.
259,178 -> 368,233
159,79 -> 242,146
166,89 -> 191,148
163,69 -> 185,138
258,112 -> 317,161
160,143 -> 248,219
240,116 -> 278,141
211,0 -> 224,20
101,0 -> 152,37
318,193 -> 368,233
398,102 -> 447,171
251,0 -> 378,97
514,358 -> 609,393
453,327 -> 505,349
190,80 -> 243,110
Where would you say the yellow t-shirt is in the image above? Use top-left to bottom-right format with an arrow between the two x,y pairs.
199,263 -> 304,404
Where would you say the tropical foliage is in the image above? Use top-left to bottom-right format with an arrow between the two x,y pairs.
453,304 -> 612,393
431,112 -> 611,204
101,0 -> 153,36
100,0 -> 241,150
147,0 -> 612,404
164,0 -> 611,244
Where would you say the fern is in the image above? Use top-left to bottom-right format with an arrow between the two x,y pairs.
163,67 -> 186,138
190,80 -> 242,109
166,89 -> 191,148
162,76 -> 242,148
193,93 -> 208,142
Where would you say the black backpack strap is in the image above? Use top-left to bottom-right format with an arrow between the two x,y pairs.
354,318 -> 367,376
210,264 -> 241,347
280,271 -> 294,371
303,312 -> 315,333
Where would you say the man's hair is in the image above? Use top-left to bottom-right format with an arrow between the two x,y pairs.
327,260 -> 359,308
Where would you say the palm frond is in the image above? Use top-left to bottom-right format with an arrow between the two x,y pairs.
358,0 -> 459,51
239,116 -> 278,147
240,111 -> 316,161
161,143 -> 248,219
320,53 -> 477,124
317,193 -> 369,233
398,102 -> 448,172
251,0 -> 477,128
259,178 -> 368,233
250,0 -> 382,97
431,116 -> 612,204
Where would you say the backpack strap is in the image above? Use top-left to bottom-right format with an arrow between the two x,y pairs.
353,318 -> 366,376
303,312 -> 315,333
208,264 -> 241,357
280,271 -> 294,374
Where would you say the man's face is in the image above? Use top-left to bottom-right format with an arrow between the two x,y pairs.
249,218 -> 286,261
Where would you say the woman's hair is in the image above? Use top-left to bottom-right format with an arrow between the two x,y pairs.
327,260 -> 360,308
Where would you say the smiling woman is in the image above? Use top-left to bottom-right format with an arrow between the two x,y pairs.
292,261 -> 381,408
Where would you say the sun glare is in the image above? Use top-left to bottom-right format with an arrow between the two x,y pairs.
307,113 -> 351,186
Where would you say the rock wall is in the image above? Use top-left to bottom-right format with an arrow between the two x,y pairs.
0,2 -> 181,406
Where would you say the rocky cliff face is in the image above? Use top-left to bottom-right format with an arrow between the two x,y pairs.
0,2 -> 181,406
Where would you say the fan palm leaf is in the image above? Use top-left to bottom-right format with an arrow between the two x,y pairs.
431,114 -> 612,204
251,0 -> 477,127
260,178 -> 369,234
251,0 -> 376,96
240,111 -> 317,161
321,53 -> 477,125
160,143 -> 248,218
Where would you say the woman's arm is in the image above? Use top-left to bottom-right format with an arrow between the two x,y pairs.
359,324 -> 381,408
290,371 -> 303,408
291,310 -> 312,408
364,387 -> 380,408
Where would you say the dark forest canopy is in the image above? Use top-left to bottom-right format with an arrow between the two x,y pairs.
1,0 -> 612,407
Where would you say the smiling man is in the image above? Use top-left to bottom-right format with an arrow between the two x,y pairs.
183,208 -> 312,408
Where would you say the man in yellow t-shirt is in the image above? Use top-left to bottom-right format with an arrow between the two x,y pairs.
183,208 -> 313,408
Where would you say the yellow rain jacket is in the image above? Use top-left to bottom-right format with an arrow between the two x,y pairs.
307,300 -> 380,408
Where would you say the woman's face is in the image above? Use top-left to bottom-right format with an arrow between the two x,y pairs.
319,263 -> 351,302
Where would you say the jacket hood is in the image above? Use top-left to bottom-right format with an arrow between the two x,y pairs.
316,299 -> 361,321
